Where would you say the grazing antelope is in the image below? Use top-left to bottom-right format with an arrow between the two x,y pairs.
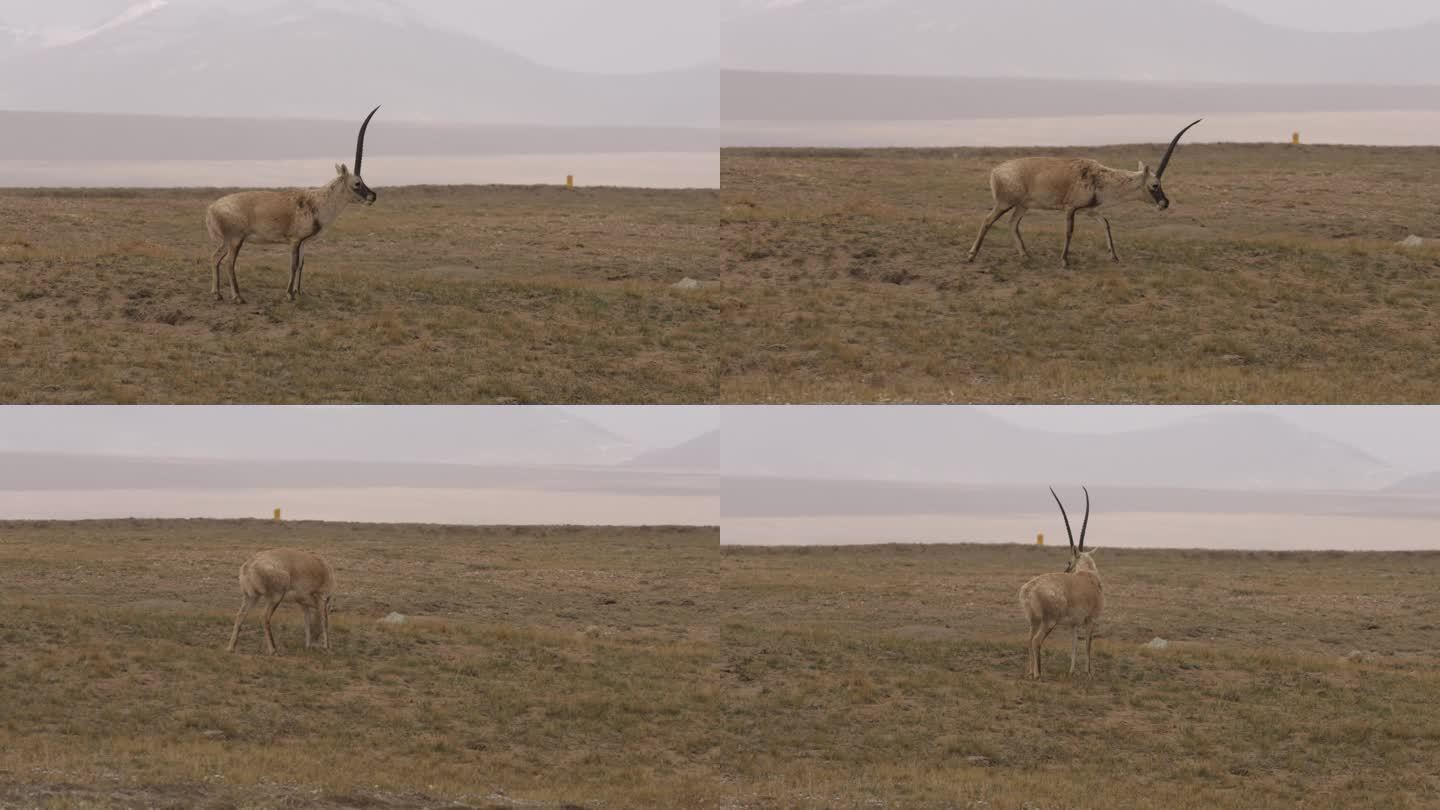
966,120 -> 1203,269
1019,487 -> 1104,680
226,548 -> 335,655
205,106 -> 381,303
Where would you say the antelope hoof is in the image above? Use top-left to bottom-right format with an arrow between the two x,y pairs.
964,253 -> 977,264
232,296 -> 246,305
213,292 -> 223,302
1111,255 -> 1121,263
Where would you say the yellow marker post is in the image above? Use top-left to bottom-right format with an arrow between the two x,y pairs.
273,508 -> 282,521
1036,533 -> 1044,546
1292,132 -> 1301,145
566,174 -> 574,190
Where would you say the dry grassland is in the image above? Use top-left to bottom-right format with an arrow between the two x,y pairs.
719,543 -> 1440,809
0,185 -> 718,403
722,144 -> 1440,403
0,519 -> 719,809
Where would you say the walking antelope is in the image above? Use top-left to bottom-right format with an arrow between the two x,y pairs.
205,106 -> 381,303
226,548 -> 335,655
966,120 -> 1203,269
1019,487 -> 1104,680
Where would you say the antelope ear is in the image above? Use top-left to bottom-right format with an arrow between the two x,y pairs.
336,163 -> 350,177
1138,160 -> 1150,176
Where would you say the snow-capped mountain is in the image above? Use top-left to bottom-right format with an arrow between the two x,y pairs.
0,0 -> 716,126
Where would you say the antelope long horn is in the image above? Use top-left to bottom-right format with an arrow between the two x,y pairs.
353,105 -> 380,177
1155,119 -> 1202,179
1078,486 -> 1090,551
1050,487 -> 1076,551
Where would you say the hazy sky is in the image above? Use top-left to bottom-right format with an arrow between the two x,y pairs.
0,0 -> 717,72
564,407 -> 717,446
1214,0 -> 1438,31
1,406 -> 1429,474
731,0 -> 1437,31
407,0 -> 717,72
721,406 -> 1440,493
721,406 -> 1440,549
723,0 -> 1440,90
0,406 -> 716,463
973,407 -> 1440,473
0,405 -> 717,524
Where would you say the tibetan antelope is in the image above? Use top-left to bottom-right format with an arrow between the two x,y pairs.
226,548 -> 335,655
1019,487 -> 1104,680
205,106 -> 381,303
966,119 -> 1203,269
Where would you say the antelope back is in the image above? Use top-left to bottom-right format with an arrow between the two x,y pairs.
992,157 -> 1103,209
240,548 -> 334,597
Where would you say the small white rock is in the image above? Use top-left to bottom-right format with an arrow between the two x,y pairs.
672,277 -> 702,290
379,612 -> 408,625
1399,235 -> 1426,247
1145,637 -> 1169,650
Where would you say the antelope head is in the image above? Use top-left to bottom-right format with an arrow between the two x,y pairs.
1138,119 -> 1202,210
1050,486 -> 1095,574
337,105 -> 380,205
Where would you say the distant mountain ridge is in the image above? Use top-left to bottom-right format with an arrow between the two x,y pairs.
723,0 -> 1440,85
0,452 -> 713,496
722,409 -> 1394,491
0,0 -> 717,126
626,431 -> 719,470
0,111 -> 716,161
1384,472 -> 1440,495
722,478 -> 1440,519
0,410 -> 722,473
722,71 -> 1440,121
0,408 -> 637,467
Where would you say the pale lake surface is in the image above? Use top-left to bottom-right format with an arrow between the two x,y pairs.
0,152 -> 718,189
0,487 -> 718,526
723,111 -> 1440,148
723,512 -> 1440,551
